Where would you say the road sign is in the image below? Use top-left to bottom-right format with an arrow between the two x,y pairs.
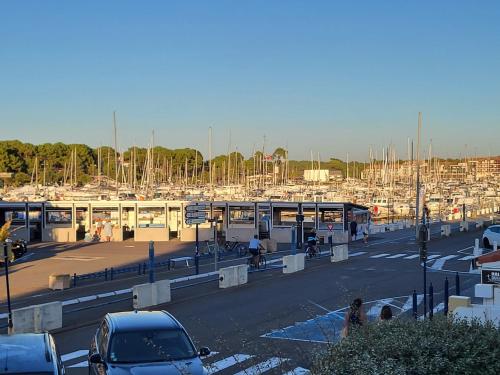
185,212 -> 207,219
185,204 -> 210,212
185,218 -> 206,225
327,223 -> 334,232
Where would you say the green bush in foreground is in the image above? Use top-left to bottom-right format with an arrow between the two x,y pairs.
312,316 -> 500,375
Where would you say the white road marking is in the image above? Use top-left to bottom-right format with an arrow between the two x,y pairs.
426,254 -> 441,260
206,354 -> 253,374
367,299 -> 393,316
233,357 -> 289,375
61,349 -> 88,362
201,351 -> 219,359
54,256 -> 103,261
283,367 -> 311,375
370,253 -> 390,258
431,255 -> 458,270
458,255 -> 476,261
404,254 -> 420,259
68,360 -> 88,368
349,251 -> 367,257
386,253 -> 407,259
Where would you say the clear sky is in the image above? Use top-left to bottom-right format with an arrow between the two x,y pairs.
0,0 -> 499,161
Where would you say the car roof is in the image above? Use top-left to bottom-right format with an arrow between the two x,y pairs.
0,333 -> 54,373
106,310 -> 182,332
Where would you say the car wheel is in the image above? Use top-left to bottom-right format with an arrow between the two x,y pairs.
483,238 -> 490,248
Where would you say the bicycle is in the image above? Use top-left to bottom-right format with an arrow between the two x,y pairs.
247,253 -> 267,269
224,236 -> 248,257
200,240 -> 218,256
305,243 -> 321,259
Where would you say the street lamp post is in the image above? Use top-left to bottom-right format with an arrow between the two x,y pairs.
3,243 -> 13,332
419,224 -> 429,318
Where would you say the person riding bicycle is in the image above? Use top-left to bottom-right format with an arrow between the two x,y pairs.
248,235 -> 264,268
306,229 -> 319,256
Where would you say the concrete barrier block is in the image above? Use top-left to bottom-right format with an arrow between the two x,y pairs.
12,301 -> 62,333
49,274 -> 71,290
460,221 -> 470,232
219,265 -> 247,288
331,244 -> 349,262
283,253 -> 305,274
476,220 -> 484,229
132,279 -> 171,309
441,225 -> 451,237
475,284 -> 494,299
448,295 -> 471,313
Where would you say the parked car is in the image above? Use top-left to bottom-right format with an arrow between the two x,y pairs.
0,332 -> 65,374
483,225 -> 500,248
88,310 -> 211,375
0,238 -> 27,264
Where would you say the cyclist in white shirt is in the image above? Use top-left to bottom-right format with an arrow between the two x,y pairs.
249,235 -> 263,268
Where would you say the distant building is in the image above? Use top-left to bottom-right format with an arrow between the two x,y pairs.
304,169 -> 329,182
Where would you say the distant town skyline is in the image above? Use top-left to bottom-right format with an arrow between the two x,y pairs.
1,1 -> 499,160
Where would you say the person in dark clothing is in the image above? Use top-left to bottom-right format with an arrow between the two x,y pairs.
380,305 -> 393,321
350,220 -> 358,241
342,298 -> 366,337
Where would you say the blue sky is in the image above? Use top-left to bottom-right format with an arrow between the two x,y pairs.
0,0 -> 499,160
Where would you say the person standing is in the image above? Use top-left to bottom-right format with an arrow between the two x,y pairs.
96,219 -> 103,237
103,220 -> 113,242
342,298 -> 366,338
379,305 -> 393,321
350,219 -> 358,241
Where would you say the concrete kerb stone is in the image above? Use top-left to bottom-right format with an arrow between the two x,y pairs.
132,279 -> 171,309
219,264 -> 248,288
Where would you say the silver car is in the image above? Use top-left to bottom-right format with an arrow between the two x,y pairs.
88,310 -> 210,375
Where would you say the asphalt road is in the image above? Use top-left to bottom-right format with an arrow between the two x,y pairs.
1,219 -> 496,374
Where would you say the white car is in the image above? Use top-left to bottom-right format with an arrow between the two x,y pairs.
482,225 -> 500,248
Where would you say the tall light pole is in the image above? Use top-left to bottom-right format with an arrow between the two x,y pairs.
415,112 -> 422,238
3,243 -> 13,332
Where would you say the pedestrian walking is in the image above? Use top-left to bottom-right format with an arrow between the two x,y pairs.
350,219 -> 358,241
363,224 -> 369,244
103,220 -> 113,242
341,298 -> 366,338
96,219 -> 103,237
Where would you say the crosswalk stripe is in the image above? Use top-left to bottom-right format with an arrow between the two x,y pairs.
206,354 -> 253,374
458,255 -> 475,261
426,254 -> 441,260
349,251 -> 367,257
233,357 -> 289,375
403,254 -> 420,259
370,253 -> 390,258
431,255 -> 458,270
201,351 -> 220,359
386,253 -> 407,259
283,367 -> 311,375
68,360 -> 88,368
61,350 -> 88,362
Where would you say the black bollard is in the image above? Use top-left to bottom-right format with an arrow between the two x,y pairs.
110,267 -> 114,281
195,253 -> 200,275
444,277 -> 449,315
138,263 -> 141,275
143,262 -> 146,275
429,283 -> 434,320
104,268 -> 108,281
412,290 -> 418,319
455,272 -> 460,296
73,273 -> 77,288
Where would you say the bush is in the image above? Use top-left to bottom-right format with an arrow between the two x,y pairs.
312,316 -> 500,375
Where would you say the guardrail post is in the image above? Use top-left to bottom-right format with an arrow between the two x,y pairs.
291,225 -> 296,255
143,262 -> 146,275
444,277 -> 449,315
110,267 -> 114,281
149,241 -> 155,283
72,273 -> 77,288
429,283 -> 434,319
195,253 -> 200,275
412,289 -> 417,319
104,268 -> 108,281
455,272 -> 460,296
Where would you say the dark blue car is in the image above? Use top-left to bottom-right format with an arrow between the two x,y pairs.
89,310 -> 210,375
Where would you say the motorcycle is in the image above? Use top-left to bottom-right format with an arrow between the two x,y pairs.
1,238 -> 27,264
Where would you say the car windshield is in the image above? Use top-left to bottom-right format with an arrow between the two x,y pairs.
108,329 -> 196,363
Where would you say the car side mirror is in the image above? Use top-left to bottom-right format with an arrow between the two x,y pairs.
199,347 -> 211,357
89,353 -> 103,364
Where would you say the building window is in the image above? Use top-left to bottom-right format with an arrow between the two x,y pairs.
92,208 -> 119,226
272,207 -> 298,227
138,207 -> 166,228
229,206 -> 255,225
46,209 -> 72,225
5,210 -> 26,225
318,207 -> 343,230
302,208 -> 316,229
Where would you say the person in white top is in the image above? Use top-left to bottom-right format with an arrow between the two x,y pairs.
248,235 -> 263,268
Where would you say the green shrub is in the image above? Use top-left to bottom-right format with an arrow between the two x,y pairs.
312,316 -> 500,375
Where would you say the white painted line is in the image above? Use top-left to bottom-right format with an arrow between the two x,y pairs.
370,253 -> 390,258
206,354 -> 253,374
68,360 -> 88,368
401,294 -> 424,312
61,349 -> 88,362
386,253 -> 407,259
97,292 -> 115,298
426,254 -> 441,260
233,357 -> 289,375
349,251 -> 367,257
458,255 -> 476,261
431,255 -> 458,270
0,313 -> 7,319
13,252 -> 34,262
61,299 -> 79,307
283,367 -> 310,375
404,254 -> 420,259
201,351 -> 219,359
114,288 -> 132,295
77,295 -> 97,303
171,271 -> 219,284
433,302 -> 445,314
